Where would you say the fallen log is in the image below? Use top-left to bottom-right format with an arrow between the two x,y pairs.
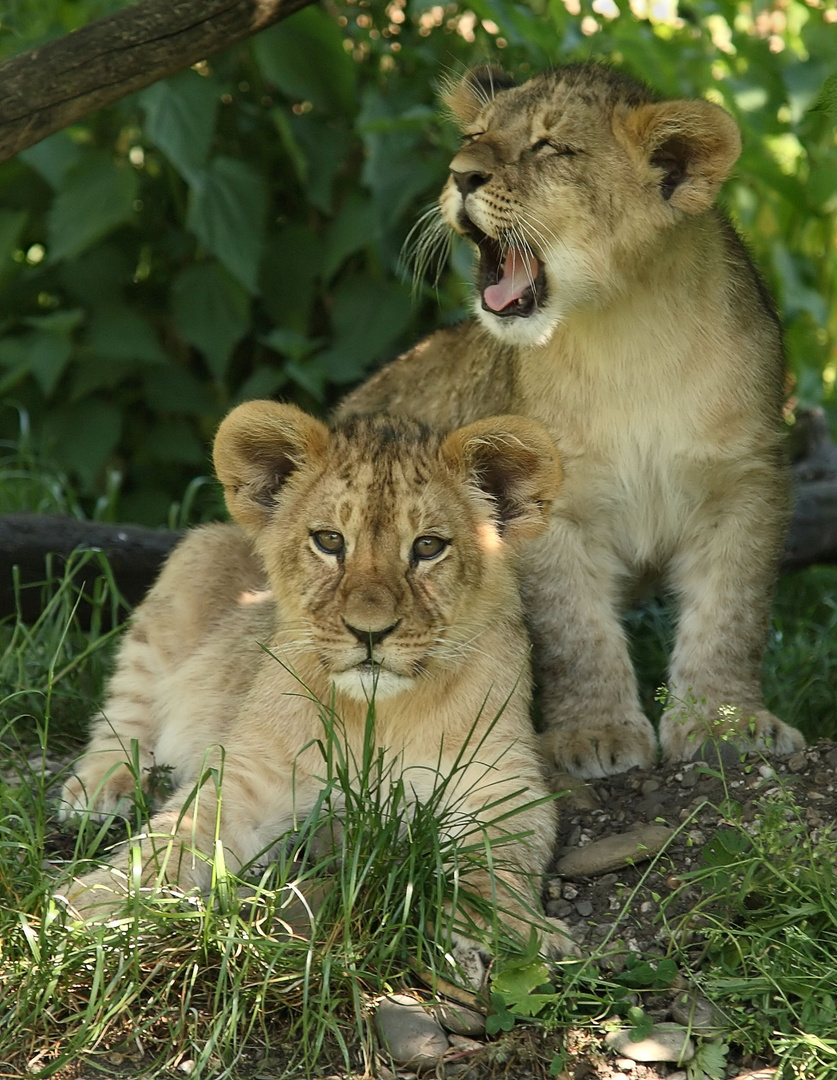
0,513 -> 180,625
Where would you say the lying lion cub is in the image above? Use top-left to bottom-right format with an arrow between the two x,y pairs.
61,402 -> 569,975
340,61 -> 805,777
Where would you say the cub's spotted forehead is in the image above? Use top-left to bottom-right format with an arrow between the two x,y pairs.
481,62 -> 658,119
327,414 -> 446,485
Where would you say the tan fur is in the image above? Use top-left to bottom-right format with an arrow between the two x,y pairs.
339,62 -> 804,777
60,403 -> 570,979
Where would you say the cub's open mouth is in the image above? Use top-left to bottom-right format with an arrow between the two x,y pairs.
466,227 -> 546,318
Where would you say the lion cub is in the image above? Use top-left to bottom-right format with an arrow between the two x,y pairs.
340,62 -> 805,777
61,402 -> 568,973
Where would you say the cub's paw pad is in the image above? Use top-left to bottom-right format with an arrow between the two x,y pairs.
541,718 -> 657,779
662,708 -> 804,764
57,767 -> 141,824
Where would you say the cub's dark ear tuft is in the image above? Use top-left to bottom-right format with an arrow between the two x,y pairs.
442,415 -> 561,545
441,65 -> 516,127
619,99 -> 741,214
213,401 -> 330,534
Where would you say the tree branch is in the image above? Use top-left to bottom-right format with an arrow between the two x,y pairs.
0,0 -> 315,165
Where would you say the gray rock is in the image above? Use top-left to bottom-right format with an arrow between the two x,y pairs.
670,990 -> 724,1033
430,1000 -> 486,1037
605,1023 -> 695,1063
552,771 -> 601,810
375,993 -> 449,1071
696,739 -> 742,769
554,826 -> 674,878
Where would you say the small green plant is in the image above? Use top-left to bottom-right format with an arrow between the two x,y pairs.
665,776 -> 837,1080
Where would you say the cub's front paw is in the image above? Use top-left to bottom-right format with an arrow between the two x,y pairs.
660,705 -> 805,763
59,866 -> 131,921
58,762 -> 141,823
541,711 -> 657,779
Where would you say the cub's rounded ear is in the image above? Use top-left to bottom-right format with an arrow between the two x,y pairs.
441,65 -> 516,127
213,401 -> 329,533
618,99 -> 741,214
442,415 -> 561,545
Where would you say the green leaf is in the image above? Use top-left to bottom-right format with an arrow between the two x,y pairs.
142,365 -> 217,416
314,276 -> 412,385
87,305 -> 167,365
0,209 -> 28,268
171,262 -> 250,382
285,114 -> 351,213
140,71 -> 220,183
187,157 -> 267,294
59,244 -> 134,309
234,367 -> 288,403
809,73 -> 837,116
26,332 -> 72,397
42,399 -> 122,489
692,1040 -> 729,1080
20,131 -> 83,190
626,1005 -> 654,1041
143,418 -> 206,466
46,152 -> 138,262
253,7 -> 357,116
260,225 -> 323,332
490,957 -> 554,1018
323,195 -> 378,281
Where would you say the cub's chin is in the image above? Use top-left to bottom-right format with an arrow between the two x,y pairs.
330,665 -> 416,703
475,298 -> 561,347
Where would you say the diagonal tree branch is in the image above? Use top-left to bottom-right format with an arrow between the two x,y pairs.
0,0 -> 316,165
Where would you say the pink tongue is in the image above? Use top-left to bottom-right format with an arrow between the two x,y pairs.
483,248 -> 539,312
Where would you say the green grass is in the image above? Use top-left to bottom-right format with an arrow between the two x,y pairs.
661,767 -> 837,1080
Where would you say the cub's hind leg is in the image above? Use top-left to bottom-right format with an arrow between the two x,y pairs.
59,523 -> 267,821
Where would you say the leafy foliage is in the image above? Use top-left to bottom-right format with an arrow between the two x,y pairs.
0,0 -> 834,522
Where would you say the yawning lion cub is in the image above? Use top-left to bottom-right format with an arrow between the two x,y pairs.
61,403 -> 569,975
340,62 -> 804,776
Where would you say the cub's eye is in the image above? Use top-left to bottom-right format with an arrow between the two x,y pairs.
462,131 -> 484,143
412,535 -> 449,561
312,530 -> 344,556
531,139 -> 575,156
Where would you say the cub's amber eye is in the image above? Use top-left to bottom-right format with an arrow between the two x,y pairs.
413,535 -> 448,561
312,530 -> 344,556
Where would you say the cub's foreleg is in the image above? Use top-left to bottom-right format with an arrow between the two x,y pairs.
521,521 -> 657,779
60,524 -> 267,821
58,617 -> 164,821
435,757 -> 576,987
65,755 -> 301,919
661,474 -> 804,760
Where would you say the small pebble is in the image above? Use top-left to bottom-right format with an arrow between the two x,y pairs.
605,1023 -> 695,1063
